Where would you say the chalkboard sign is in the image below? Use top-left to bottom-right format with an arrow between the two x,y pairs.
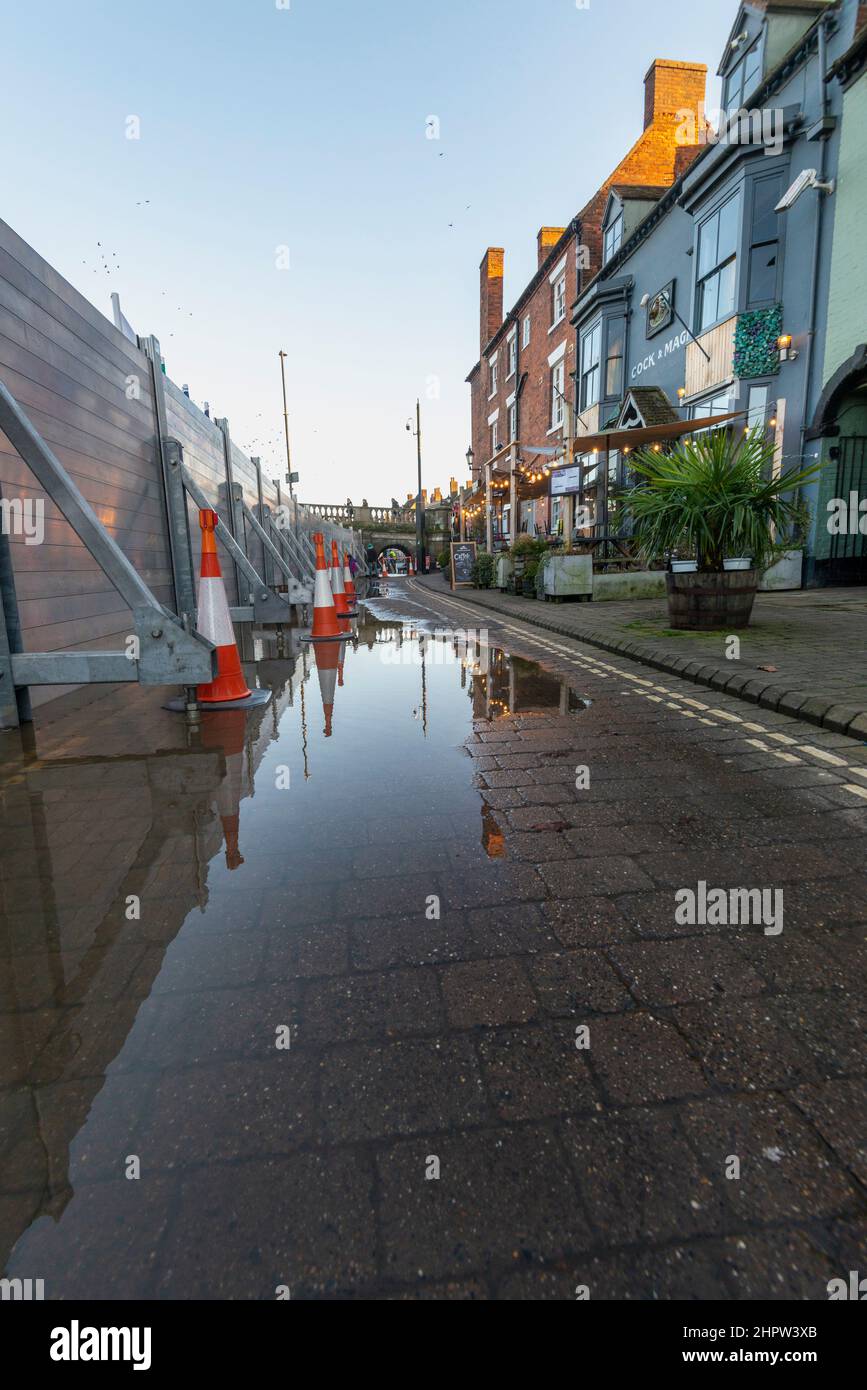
450,541 -> 477,589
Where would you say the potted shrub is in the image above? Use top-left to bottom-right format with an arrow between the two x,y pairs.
472,551 -> 495,589
621,429 -> 819,629
437,549 -> 450,575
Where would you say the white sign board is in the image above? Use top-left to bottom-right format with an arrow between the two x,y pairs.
550,465 -> 582,496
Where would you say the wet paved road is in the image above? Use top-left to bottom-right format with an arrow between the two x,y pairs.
1,581 -> 866,1299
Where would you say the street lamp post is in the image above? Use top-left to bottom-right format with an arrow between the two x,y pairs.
407,401 -> 425,575
278,350 -> 299,537
464,446 -> 474,544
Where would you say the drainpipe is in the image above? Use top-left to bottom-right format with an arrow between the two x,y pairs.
797,16 -> 834,576
799,17 -> 832,466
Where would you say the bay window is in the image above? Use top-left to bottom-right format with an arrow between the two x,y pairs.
580,321 -> 602,411
696,194 -> 739,332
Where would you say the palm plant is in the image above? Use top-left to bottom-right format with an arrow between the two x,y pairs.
619,428 -> 820,573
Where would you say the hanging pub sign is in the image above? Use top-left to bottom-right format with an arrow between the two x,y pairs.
450,541 -> 477,589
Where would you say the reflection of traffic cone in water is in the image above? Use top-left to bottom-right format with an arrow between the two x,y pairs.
200,707 -> 247,869
330,541 -> 350,620
301,533 -> 344,643
195,509 -> 253,704
343,551 -> 358,611
315,640 -> 345,737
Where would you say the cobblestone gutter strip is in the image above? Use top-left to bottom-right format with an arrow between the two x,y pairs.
415,579 -> 867,741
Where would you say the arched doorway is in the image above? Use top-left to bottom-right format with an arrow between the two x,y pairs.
807,346 -> 867,585
376,543 -> 413,576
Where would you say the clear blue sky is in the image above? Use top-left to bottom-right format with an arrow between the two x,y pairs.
2,0 -> 735,504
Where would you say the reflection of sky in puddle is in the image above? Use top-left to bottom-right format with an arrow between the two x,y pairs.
0,615 -> 587,1295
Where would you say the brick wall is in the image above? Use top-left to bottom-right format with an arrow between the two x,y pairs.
467,57 -> 708,517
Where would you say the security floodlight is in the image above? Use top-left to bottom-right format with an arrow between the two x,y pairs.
730,29 -> 748,50
775,169 -> 835,212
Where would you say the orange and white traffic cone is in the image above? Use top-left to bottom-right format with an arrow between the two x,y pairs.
195,509 -> 267,707
200,707 -> 248,869
343,551 -> 358,611
408,555 -> 415,576
315,639 -> 345,737
301,532 -> 345,643
330,540 -> 351,620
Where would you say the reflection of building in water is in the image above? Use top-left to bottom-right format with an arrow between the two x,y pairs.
469,650 -> 574,721
480,802 -> 505,858
0,659 -> 299,1272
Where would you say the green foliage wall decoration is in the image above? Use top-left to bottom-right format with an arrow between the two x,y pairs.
734,304 -> 783,379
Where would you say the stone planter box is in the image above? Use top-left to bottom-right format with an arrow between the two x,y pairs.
759,549 -> 803,592
593,570 -> 666,602
541,554 -> 593,601
666,569 -> 759,629
495,554 -> 514,591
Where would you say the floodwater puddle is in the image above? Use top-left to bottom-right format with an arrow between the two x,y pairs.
0,612 -> 589,1297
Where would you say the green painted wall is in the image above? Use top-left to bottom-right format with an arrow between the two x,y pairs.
822,73 -> 867,382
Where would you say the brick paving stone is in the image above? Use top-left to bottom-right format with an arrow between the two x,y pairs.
439,864 -> 546,912
770,991 -> 867,1077
503,831 -> 573,862
716,1229 -> 844,1300
140,1058 -> 317,1165
377,1126 -> 592,1281
477,1023 -> 598,1121
440,958 -> 538,1028
335,874 -> 444,920
319,1037 -> 488,1142
350,904 -> 555,970
610,938 -> 766,1006
680,1095 -> 862,1224
584,1012 -> 708,1105
302,969 -> 444,1044
262,925 -> 349,981
156,1153 -> 378,1298
792,1078 -> 867,1185
528,950 -> 633,1016
497,1243 -> 732,1300
561,1108 -> 728,1245
673,997 -> 823,1090
542,897 -> 638,947
539,857 -> 656,897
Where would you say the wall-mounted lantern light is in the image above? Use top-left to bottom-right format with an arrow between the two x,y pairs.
777,334 -> 798,363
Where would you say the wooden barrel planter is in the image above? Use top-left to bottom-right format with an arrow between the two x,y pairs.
665,569 -> 759,630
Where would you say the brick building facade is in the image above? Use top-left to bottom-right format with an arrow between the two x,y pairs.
465,57 -> 708,540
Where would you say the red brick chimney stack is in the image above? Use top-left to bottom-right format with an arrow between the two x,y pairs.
643,59 -> 707,131
480,248 -> 504,352
537,227 -> 566,268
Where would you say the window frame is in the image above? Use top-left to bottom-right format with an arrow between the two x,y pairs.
745,171 -> 783,308
522,315 -> 531,348
552,274 -> 567,327
724,38 -> 762,114
695,191 -> 740,335
603,211 -> 624,264
604,316 -> 626,401
579,321 -> 602,412
488,354 -> 498,399
550,359 -> 566,430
